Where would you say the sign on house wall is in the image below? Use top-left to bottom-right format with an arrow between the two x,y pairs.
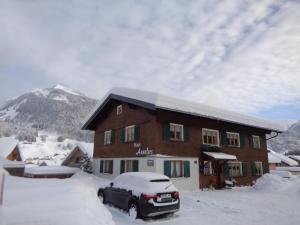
134,142 -> 154,156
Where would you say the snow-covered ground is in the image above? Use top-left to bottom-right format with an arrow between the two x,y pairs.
0,173 -> 299,225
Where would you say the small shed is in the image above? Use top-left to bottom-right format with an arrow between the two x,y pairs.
24,165 -> 80,178
61,143 -> 93,168
0,137 -> 24,176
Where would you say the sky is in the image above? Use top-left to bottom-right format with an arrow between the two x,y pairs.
0,0 -> 299,120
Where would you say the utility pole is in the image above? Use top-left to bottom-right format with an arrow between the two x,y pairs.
0,167 -> 5,206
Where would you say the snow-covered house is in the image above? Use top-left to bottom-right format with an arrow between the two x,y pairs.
24,165 -> 80,178
61,143 -> 93,167
0,137 -> 24,176
82,88 -> 282,190
268,149 -> 298,169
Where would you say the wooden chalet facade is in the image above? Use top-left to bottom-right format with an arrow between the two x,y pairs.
82,88 -> 282,189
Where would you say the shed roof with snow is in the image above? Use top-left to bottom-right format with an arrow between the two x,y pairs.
268,149 -> 299,166
61,142 -> 93,166
82,87 -> 283,132
0,137 -> 19,158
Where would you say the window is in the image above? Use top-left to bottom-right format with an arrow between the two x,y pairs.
104,130 -> 112,145
227,132 -> 240,147
252,135 -> 260,149
202,129 -> 219,146
203,161 -> 215,175
117,105 -> 122,115
254,161 -> 263,176
100,160 -> 113,174
120,160 -> 139,173
170,123 -> 184,141
125,125 -> 135,142
164,160 -> 190,178
228,161 -> 242,177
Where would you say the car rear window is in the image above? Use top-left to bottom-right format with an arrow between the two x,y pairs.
149,179 -> 170,182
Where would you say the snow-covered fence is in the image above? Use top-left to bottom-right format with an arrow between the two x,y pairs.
0,167 -> 5,206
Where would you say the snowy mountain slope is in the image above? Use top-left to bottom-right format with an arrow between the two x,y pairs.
268,120 -> 300,154
0,85 -> 98,142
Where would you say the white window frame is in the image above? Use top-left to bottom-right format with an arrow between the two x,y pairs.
117,105 -> 122,115
226,132 -> 240,147
203,161 -> 215,176
252,135 -> 260,149
254,161 -> 263,176
104,130 -> 112,145
228,161 -> 243,177
202,128 -> 220,146
170,123 -> 184,141
125,125 -> 135,142
101,160 -> 112,174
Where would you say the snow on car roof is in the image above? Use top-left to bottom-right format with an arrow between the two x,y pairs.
82,87 -> 283,132
0,137 -> 19,158
118,172 -> 170,181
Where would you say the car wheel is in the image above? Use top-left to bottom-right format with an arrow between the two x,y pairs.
98,190 -> 106,204
128,201 -> 139,220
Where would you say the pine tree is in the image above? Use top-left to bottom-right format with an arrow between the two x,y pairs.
79,153 -> 93,173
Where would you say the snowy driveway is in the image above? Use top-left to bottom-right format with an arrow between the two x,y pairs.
1,173 -> 299,225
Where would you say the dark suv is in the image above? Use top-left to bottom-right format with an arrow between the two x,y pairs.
98,172 -> 180,219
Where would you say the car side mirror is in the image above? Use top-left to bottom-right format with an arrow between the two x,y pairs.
110,182 -> 114,187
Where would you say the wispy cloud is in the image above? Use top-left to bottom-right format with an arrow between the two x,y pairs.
0,0 -> 299,115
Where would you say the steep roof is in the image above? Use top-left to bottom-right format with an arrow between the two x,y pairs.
0,137 -> 19,158
0,155 -> 24,168
82,87 -> 283,132
268,149 -> 299,166
61,142 -> 93,166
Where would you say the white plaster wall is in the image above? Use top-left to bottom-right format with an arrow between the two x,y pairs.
93,157 -> 199,190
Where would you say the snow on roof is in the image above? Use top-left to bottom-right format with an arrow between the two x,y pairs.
24,165 -> 80,175
61,142 -> 93,165
203,152 -> 237,160
275,167 -> 300,172
268,153 -> 282,164
288,155 -> 300,162
268,149 -> 299,166
0,137 -> 19,158
0,155 -> 25,168
83,87 -> 283,132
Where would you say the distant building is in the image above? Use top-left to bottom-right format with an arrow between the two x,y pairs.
268,149 -> 299,170
82,88 -> 282,190
24,165 -> 80,178
61,143 -> 93,167
0,137 -> 24,176
288,155 -> 300,165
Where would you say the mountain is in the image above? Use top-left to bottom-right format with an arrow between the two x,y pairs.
268,120 -> 300,154
0,85 -> 98,142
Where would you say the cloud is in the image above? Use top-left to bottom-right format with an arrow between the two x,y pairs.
0,0 -> 299,115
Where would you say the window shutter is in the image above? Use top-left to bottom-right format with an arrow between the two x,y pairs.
134,125 -> 140,141
133,160 -> 139,172
109,160 -> 113,174
121,128 -> 125,143
252,162 -> 256,176
222,132 -> 228,147
100,133 -> 104,145
111,130 -> 115,144
100,160 -> 103,173
164,160 -> 171,177
242,162 -> 248,176
224,162 -> 229,177
249,135 -> 253,148
183,126 -> 190,142
262,163 -> 268,174
163,123 -> 171,141
120,160 -> 125,174
183,161 -> 190,177
240,134 -> 244,148
260,137 -> 265,150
